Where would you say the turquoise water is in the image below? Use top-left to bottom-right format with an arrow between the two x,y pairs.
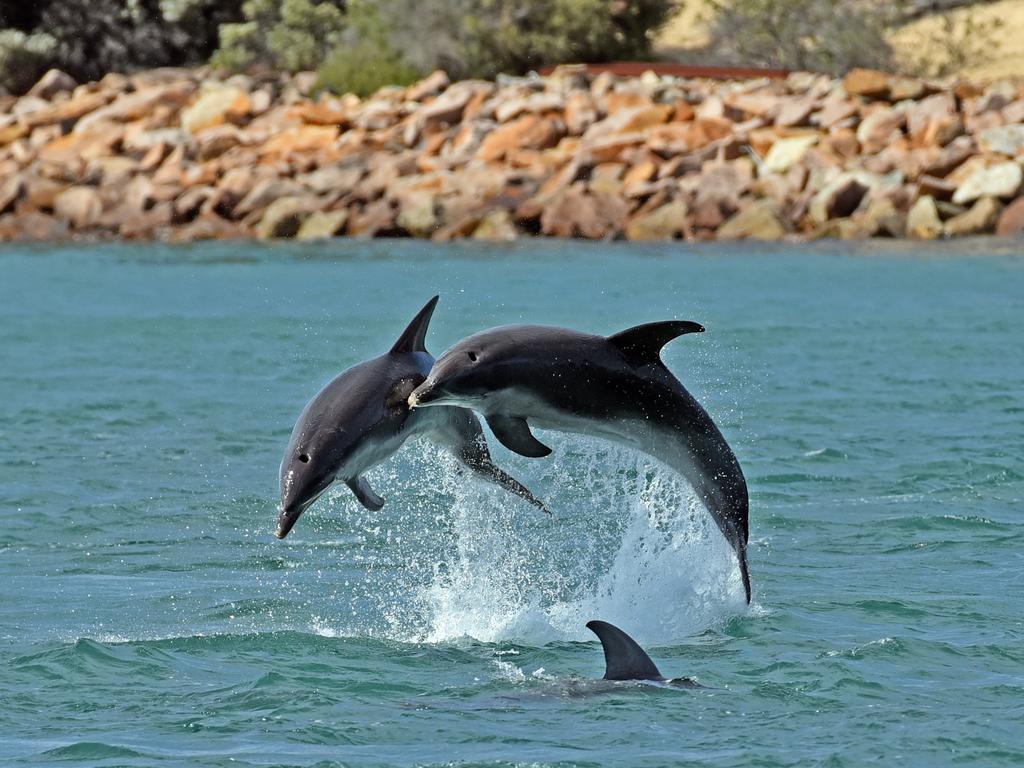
1,239 -> 1022,767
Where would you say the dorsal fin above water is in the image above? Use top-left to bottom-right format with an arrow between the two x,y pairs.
607,320 -> 704,364
390,295 -> 439,354
586,620 -> 663,681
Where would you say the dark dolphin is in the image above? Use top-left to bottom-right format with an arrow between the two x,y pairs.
587,620 -> 701,688
407,320 -> 751,602
276,297 -> 548,538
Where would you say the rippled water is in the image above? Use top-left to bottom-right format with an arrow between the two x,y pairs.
1,239 -> 1022,767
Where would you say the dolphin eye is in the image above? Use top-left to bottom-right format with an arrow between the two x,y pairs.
467,351 -> 478,362
298,453 -> 310,463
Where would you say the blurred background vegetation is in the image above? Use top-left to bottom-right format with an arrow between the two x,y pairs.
0,0 -> 1014,97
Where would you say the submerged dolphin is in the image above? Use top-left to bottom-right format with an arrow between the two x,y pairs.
276,297 -> 548,538
587,620 -> 700,688
407,320 -> 751,602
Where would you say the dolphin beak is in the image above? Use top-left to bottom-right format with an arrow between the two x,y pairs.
275,503 -> 303,539
409,381 -> 442,408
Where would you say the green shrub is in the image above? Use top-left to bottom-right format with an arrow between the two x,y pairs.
0,29 -> 56,94
314,2 -> 420,96
381,0 -> 675,79
705,0 -> 895,75
211,0 -> 346,72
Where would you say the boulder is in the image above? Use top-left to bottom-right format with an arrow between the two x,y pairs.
234,178 -> 305,217
952,162 -> 1023,205
624,200 -> 689,241
396,191 -> 439,236
906,195 -> 943,239
406,70 -> 451,102
19,91 -> 111,129
762,135 -> 818,174
260,125 -> 339,157
856,108 -> 904,154
296,209 -> 349,240
809,173 -> 871,222
181,86 -> 252,133
472,209 -> 518,241
75,82 -> 194,132
944,197 -> 1003,236
717,200 -> 790,240
477,115 -> 565,162
28,69 -> 77,100
978,124 -> 1024,156
843,68 -> 891,99
995,197 -> 1024,236
257,196 -> 317,239
53,186 -> 103,228
0,176 -> 22,215
540,184 -> 629,239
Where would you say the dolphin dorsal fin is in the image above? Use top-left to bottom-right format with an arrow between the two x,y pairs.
607,320 -> 704,364
586,620 -> 663,681
391,295 -> 439,354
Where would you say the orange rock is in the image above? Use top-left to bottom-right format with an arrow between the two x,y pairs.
540,183 -> 629,239
565,92 -> 597,135
843,68 -> 891,99
670,101 -> 695,122
477,116 -> 565,162
20,91 -> 111,129
260,125 -> 339,158
856,108 -> 905,154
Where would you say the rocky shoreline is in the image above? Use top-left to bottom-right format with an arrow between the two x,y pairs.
1,65 -> 1023,243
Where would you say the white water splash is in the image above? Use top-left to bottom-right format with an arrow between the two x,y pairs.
407,434 -> 746,646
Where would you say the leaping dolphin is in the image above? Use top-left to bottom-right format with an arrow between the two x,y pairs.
407,320 -> 751,602
276,297 -> 548,538
587,620 -> 700,688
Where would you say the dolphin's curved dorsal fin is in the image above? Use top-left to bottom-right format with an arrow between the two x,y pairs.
391,295 -> 440,354
608,320 -> 704,364
586,620 -> 663,681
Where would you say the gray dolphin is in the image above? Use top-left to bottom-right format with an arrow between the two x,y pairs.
587,620 -> 701,688
407,320 -> 751,602
276,297 -> 548,539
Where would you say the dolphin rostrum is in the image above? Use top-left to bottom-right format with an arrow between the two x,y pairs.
407,320 -> 751,602
586,620 -> 700,688
276,297 -> 548,538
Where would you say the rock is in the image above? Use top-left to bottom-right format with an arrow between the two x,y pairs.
809,173 -> 870,222
0,211 -> 69,241
260,125 -> 339,157
775,97 -> 815,127
906,195 -> 943,239
944,197 -> 1003,236
814,98 -> 858,128
843,68 -> 891,99
296,209 -> 349,240
28,69 -> 77,100
762,135 -> 818,174
624,200 -> 689,240
952,162 -> 1023,205
53,186 -> 103,228
540,184 -> 629,239
19,91 -> 111,129
856,108 -> 904,154
717,199 -> 790,240
472,209 -> 518,241
348,199 -> 397,237
920,116 -> 964,148
0,176 -> 22,215
257,196 -> 317,239
75,82 -> 194,132
181,86 -> 252,133
495,92 -> 565,123
299,162 -> 364,195
396,191 -> 439,236
978,125 -> 1024,156
407,70 -> 451,102
995,197 -> 1024,236
195,124 -> 245,161
477,116 -> 565,161
234,178 -> 305,217
859,197 -> 906,237
905,93 -> 956,139
564,92 -> 598,135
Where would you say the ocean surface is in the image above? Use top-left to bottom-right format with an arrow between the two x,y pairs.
1,238 -> 1022,767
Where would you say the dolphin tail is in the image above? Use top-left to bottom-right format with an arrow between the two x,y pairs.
586,620 -> 663,681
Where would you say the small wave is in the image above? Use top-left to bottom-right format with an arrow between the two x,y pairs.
39,741 -> 145,760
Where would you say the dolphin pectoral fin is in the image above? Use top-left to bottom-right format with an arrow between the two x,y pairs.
485,415 -> 552,458
608,320 -> 704,364
738,543 -> 752,604
346,476 -> 385,511
586,620 -> 664,681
